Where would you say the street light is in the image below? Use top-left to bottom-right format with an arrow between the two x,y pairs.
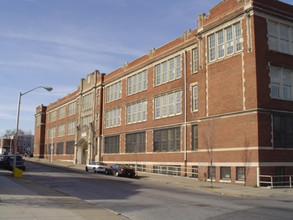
13,86 -> 53,176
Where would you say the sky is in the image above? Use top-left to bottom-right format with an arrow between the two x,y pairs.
0,0 -> 292,136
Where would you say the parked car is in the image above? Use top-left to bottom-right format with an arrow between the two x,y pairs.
0,155 -> 5,168
85,161 -> 109,173
110,164 -> 136,178
3,155 -> 26,171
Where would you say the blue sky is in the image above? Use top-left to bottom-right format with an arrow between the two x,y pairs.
0,0 -> 292,136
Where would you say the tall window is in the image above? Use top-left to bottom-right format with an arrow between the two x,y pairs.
105,108 -> 121,128
104,136 -> 120,153
154,91 -> 181,119
106,81 -> 122,103
126,132 -> 146,153
192,48 -> 198,73
82,93 -> 93,111
192,85 -> 198,112
273,114 -> 293,148
49,111 -> 56,123
58,124 -> 65,137
68,102 -> 76,116
59,106 -> 65,119
66,141 -> 74,154
270,66 -> 293,101
127,70 -> 147,95
192,125 -> 198,150
67,121 -> 76,135
154,127 -> 181,152
126,100 -> 147,124
56,142 -> 64,155
268,20 -> 293,55
208,22 -> 242,62
155,55 -> 181,86
81,115 -> 92,127
236,167 -> 245,181
49,127 -> 55,139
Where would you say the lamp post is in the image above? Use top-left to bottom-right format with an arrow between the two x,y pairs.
13,86 -> 53,176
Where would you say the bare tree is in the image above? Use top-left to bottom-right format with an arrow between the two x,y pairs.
203,120 -> 215,188
242,134 -> 252,186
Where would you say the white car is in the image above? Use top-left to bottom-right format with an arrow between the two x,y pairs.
85,161 -> 108,173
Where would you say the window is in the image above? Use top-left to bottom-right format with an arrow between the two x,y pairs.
220,167 -> 231,181
208,166 -> 216,180
104,136 -> 120,153
106,81 -> 122,103
59,106 -> 65,119
192,125 -> 198,150
49,111 -> 56,123
208,22 -> 242,62
127,70 -> 147,95
236,167 -> 245,181
81,115 -> 92,127
66,141 -> 75,154
126,100 -> 147,124
82,93 -> 93,111
68,102 -> 76,116
105,108 -> 121,128
126,132 -> 146,153
154,127 -> 181,152
155,55 -> 181,86
56,142 -> 64,155
67,121 -> 76,135
49,127 -> 55,139
58,124 -> 65,137
270,66 -> 293,101
273,114 -> 293,148
154,91 -> 181,119
268,20 -> 293,55
192,48 -> 198,73
192,166 -> 198,178
192,85 -> 198,111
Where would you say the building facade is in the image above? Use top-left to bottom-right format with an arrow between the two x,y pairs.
34,0 -> 293,186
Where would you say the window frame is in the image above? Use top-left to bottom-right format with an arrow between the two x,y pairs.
154,55 -> 181,86
104,135 -> 120,154
125,132 -> 146,153
208,22 -> 242,62
270,66 -> 293,101
153,127 -> 181,152
154,90 -> 182,119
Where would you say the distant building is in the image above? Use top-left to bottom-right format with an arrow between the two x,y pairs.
0,135 -> 34,156
34,0 -> 293,186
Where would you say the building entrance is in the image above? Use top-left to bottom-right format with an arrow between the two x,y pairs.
76,138 -> 88,165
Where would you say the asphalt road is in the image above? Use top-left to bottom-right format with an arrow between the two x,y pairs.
23,161 -> 293,220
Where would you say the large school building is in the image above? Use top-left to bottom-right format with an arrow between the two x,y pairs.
34,0 -> 293,186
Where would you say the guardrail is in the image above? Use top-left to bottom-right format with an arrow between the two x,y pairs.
128,164 -> 199,179
259,175 -> 292,188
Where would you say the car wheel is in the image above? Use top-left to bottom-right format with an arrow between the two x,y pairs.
93,168 -> 96,173
115,171 -> 119,177
85,167 -> 88,172
105,169 -> 109,175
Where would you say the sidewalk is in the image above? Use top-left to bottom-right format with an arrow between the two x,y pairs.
27,157 -> 293,200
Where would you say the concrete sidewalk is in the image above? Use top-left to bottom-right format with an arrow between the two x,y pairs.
0,169 -> 128,220
27,157 -> 293,200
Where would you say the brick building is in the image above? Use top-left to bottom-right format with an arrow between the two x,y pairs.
34,0 -> 293,186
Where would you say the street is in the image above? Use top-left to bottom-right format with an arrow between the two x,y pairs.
3,161 -> 293,220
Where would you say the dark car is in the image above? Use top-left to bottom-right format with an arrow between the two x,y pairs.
110,164 -> 136,177
0,155 -> 5,168
3,155 -> 26,171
